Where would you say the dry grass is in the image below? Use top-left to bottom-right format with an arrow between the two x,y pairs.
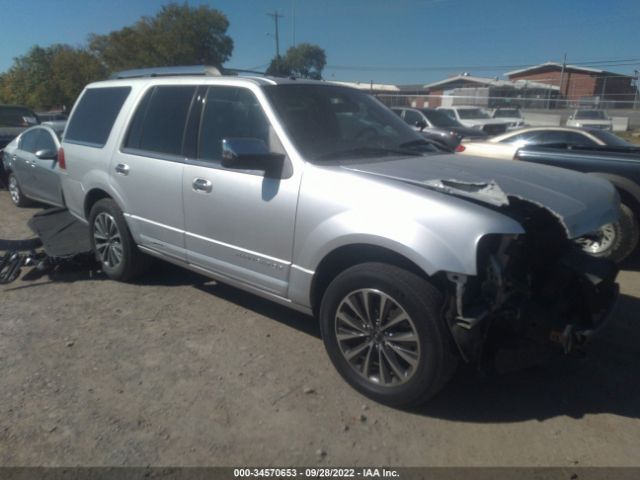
618,129 -> 640,145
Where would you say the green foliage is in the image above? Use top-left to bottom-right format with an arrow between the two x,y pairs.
267,43 -> 327,79
0,45 -> 107,110
88,2 -> 233,71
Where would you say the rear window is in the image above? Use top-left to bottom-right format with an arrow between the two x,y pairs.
65,87 -> 131,147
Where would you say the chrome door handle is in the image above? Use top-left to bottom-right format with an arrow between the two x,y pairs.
115,163 -> 130,175
192,178 -> 212,193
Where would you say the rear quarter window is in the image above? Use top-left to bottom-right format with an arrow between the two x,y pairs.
65,87 -> 131,148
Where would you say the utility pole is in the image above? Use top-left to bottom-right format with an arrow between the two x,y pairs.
558,53 -> 567,107
291,0 -> 296,47
267,11 -> 284,58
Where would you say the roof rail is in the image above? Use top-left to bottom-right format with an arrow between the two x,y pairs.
110,65 -> 222,79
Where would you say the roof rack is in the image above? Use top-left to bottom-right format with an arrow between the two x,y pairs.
110,65 -> 222,79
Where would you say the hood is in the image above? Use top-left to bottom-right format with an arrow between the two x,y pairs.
342,154 -> 619,239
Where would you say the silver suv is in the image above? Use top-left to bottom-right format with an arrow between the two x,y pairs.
59,66 -> 619,406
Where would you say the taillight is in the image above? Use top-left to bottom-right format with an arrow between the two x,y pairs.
455,144 -> 466,152
57,147 -> 66,169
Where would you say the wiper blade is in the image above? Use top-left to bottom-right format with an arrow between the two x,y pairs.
316,146 -> 422,160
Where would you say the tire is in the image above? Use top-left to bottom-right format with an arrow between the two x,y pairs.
577,204 -> 639,263
8,173 -> 31,207
88,198 -> 150,281
319,262 -> 458,407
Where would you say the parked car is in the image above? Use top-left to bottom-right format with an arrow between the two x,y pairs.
36,110 -> 68,132
392,107 -> 488,150
59,66 -> 619,407
566,109 -> 612,131
458,127 -> 631,160
2,125 -> 64,207
0,105 -> 40,184
436,106 -> 511,135
492,107 -> 526,130
515,144 -> 640,262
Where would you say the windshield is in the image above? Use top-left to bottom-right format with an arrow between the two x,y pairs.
0,107 -> 39,127
575,110 -> 607,120
263,84 -> 438,162
457,108 -> 490,119
421,109 -> 462,127
494,108 -> 522,119
588,130 -> 631,146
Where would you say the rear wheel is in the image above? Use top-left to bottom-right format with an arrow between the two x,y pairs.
577,204 -> 639,263
319,263 -> 458,407
89,198 -> 150,281
8,173 -> 31,207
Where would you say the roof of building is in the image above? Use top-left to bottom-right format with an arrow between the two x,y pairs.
422,74 -> 559,91
331,80 -> 401,92
505,61 -> 633,77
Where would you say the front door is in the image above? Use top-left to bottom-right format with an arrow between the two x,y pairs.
182,85 -> 300,296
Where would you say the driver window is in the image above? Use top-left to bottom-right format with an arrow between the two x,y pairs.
19,130 -> 39,153
199,86 -> 281,162
403,110 -> 422,126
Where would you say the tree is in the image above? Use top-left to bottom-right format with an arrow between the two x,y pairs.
266,43 -> 326,79
285,43 -> 326,80
89,2 -> 233,71
266,56 -> 291,77
0,45 -> 107,109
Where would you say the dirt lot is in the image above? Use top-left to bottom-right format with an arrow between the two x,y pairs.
1,190 -> 639,467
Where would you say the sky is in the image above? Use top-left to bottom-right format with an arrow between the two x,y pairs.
0,0 -> 639,85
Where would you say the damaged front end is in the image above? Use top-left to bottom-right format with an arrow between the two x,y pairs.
443,197 -> 619,371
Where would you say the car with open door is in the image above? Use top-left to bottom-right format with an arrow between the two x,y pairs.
2,125 -> 64,208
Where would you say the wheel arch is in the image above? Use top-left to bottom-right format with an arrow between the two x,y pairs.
309,243 -> 443,316
587,172 -> 640,220
84,188 -> 117,219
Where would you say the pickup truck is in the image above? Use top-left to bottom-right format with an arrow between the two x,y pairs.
0,105 -> 40,185
515,144 -> 640,262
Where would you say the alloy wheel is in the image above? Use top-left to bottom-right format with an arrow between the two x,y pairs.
93,212 -> 123,268
577,223 -> 616,254
8,176 -> 20,205
334,288 -> 421,387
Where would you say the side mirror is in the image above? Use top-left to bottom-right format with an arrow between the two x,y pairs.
415,119 -> 427,131
35,149 -> 57,160
221,138 -> 285,175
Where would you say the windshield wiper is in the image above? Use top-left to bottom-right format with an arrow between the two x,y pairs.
315,146 -> 423,160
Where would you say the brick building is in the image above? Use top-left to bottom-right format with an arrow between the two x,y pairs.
506,62 -> 637,108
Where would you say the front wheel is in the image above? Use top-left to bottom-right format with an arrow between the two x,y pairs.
576,204 -> 639,263
319,263 -> 458,407
89,198 -> 150,281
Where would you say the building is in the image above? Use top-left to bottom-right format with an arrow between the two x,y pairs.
506,62 -> 638,108
408,74 -> 560,108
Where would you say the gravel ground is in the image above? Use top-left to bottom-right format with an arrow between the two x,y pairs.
1,189 -> 639,467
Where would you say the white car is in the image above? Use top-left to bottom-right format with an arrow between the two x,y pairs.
566,109 -> 612,131
436,106 -> 510,135
457,126 -> 631,160
492,107 -> 526,130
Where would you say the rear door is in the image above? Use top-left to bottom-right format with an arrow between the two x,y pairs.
182,85 -> 300,296
111,85 -> 197,261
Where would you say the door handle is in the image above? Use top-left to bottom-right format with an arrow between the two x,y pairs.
115,163 -> 130,175
192,178 -> 212,193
